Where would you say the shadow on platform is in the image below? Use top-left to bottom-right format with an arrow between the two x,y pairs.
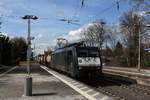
32,92 -> 57,96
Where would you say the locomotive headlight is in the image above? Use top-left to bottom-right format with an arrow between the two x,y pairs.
79,59 -> 82,63
79,66 -> 82,69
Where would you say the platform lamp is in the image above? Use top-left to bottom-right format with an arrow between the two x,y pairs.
22,15 -> 38,96
134,11 -> 150,72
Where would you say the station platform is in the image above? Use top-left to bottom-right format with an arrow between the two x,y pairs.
0,64 -> 16,74
0,64 -> 86,100
103,66 -> 150,86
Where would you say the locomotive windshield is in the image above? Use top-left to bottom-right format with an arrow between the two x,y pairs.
77,47 -> 101,66
77,47 -> 99,57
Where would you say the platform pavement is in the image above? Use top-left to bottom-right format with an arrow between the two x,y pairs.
0,63 -> 86,100
103,66 -> 150,86
0,64 -> 17,74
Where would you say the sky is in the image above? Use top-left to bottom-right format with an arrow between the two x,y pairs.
0,0 -> 132,54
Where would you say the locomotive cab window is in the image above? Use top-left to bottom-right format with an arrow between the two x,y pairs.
88,51 -> 99,57
77,49 -> 99,57
77,50 -> 87,57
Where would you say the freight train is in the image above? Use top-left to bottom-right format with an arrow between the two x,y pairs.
36,42 -> 102,78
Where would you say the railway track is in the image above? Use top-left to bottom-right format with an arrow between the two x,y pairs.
79,74 -> 150,100
42,66 -> 150,100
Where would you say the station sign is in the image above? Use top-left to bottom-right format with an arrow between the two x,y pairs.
144,48 -> 150,52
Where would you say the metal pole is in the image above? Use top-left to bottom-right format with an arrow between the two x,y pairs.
25,17 -> 32,96
136,11 -> 150,72
24,16 -> 32,96
138,30 -> 141,72
22,15 -> 38,96
27,18 -> 31,75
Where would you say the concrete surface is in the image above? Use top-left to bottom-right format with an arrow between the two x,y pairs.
0,64 -> 86,100
41,65 -> 114,100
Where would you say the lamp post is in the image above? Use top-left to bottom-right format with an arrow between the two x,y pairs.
138,24 -> 150,72
138,25 -> 141,72
135,11 -> 150,72
22,15 -> 38,96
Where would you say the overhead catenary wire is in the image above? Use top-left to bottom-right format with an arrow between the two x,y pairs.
71,0 -> 82,21
0,0 -> 84,24
69,0 -> 86,21
59,0 -> 84,26
87,0 -> 122,23
1,0 -> 122,26
70,0 -> 122,26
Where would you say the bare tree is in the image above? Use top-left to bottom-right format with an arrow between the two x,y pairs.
120,11 -> 145,67
81,19 -> 107,50
11,37 -> 27,64
0,34 -> 11,65
105,25 -> 122,50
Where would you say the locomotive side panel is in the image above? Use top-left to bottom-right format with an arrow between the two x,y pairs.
51,51 -> 68,73
66,49 -> 79,77
50,45 -> 102,78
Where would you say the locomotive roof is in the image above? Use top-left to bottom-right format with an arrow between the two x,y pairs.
52,42 -> 99,54
55,41 -> 98,50
58,42 -> 84,49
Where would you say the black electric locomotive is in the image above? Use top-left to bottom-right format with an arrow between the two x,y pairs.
50,42 -> 102,78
